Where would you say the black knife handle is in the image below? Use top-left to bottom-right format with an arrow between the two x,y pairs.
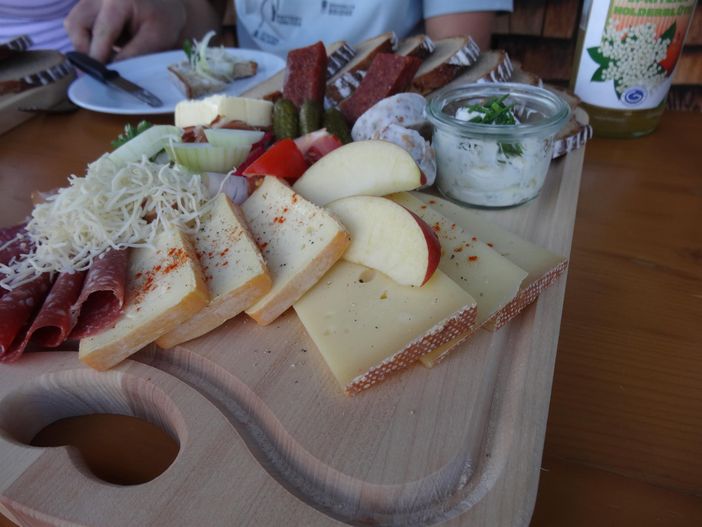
66,51 -> 119,82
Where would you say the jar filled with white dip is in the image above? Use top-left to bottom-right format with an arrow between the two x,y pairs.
426,83 -> 570,208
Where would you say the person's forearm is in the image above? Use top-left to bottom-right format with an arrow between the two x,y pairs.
425,12 -> 496,50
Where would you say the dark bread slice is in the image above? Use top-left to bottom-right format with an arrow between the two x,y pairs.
552,106 -> 592,159
508,60 -> 543,87
410,36 -> 480,95
396,34 -> 435,60
325,32 -> 395,105
430,50 -> 513,98
326,40 -> 356,78
339,53 -> 422,123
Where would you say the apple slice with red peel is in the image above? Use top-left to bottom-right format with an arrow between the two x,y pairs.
326,195 -> 441,287
292,140 -> 422,206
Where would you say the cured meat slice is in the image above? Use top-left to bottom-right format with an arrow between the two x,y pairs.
69,248 -> 128,339
283,41 -> 328,108
325,32 -> 395,106
351,93 -> 429,141
0,223 -> 31,266
339,53 -> 422,123
0,274 -> 52,362
410,36 -> 480,95
26,271 -> 87,347
242,41 -> 356,102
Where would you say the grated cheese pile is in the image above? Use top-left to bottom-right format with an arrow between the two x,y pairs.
0,156 -> 213,290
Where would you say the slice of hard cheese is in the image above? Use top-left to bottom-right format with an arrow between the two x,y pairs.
411,192 -> 567,330
156,194 -> 272,348
294,261 -> 476,395
242,176 -> 350,325
389,192 -> 528,367
79,229 -> 209,370
174,95 -> 273,128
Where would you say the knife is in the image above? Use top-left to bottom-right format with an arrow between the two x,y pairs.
66,51 -> 163,107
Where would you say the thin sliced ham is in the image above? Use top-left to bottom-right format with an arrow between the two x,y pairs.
0,223 -> 31,267
0,274 -> 53,362
27,271 -> 87,347
69,248 -> 128,339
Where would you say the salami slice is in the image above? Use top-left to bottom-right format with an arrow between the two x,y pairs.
339,53 -> 422,123
0,223 -> 31,266
0,274 -> 52,362
69,248 -> 128,339
26,271 -> 87,347
283,41 -> 328,108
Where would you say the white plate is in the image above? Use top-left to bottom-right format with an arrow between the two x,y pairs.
68,48 -> 284,115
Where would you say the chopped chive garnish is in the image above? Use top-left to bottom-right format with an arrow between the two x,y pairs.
463,95 -> 523,157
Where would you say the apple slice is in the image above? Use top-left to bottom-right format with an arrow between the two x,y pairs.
326,195 -> 440,287
292,140 -> 422,206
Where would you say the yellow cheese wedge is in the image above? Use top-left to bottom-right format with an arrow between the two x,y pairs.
390,192 -> 528,366
242,176 -> 350,325
79,229 -> 209,370
174,94 -> 273,128
410,192 -> 568,330
156,194 -> 272,348
294,261 -> 477,395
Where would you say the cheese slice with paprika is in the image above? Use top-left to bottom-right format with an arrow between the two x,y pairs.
410,192 -> 568,331
156,194 -> 271,348
242,176 -> 350,325
79,229 -> 209,370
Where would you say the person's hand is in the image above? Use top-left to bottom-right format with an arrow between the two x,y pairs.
65,0 -> 222,63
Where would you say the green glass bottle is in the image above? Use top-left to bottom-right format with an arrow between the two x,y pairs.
571,0 -> 698,138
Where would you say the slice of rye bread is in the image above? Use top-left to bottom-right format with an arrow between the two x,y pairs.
241,41 -> 356,101
552,106 -> 592,159
325,32 -> 396,105
431,49 -> 513,97
326,40 -> 356,78
410,36 -> 480,96
508,60 -> 543,87
338,53 -> 422,123
396,34 -> 435,60
542,84 -> 592,158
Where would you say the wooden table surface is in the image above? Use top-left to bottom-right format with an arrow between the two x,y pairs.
0,110 -> 700,526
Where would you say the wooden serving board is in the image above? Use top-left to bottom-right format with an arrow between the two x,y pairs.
0,147 -> 584,526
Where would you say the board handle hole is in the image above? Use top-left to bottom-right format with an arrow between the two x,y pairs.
0,369 -> 183,486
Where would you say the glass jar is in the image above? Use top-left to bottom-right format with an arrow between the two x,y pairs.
426,83 -> 570,208
571,0 -> 698,138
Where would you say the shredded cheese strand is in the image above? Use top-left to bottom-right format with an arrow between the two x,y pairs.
0,156 -> 213,290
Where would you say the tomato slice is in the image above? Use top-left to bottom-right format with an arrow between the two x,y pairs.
242,138 -> 309,183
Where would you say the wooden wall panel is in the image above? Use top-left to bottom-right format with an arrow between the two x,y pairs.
542,0 -> 581,39
509,0 -> 548,36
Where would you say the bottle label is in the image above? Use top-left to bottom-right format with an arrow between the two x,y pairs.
574,0 -> 696,110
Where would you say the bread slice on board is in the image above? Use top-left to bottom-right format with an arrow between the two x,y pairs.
156,194 -> 271,348
410,36 -> 480,95
508,60 -> 543,87
241,40 -> 358,101
79,229 -> 209,370
325,32 -> 396,105
242,176 -> 350,325
432,49 -> 513,96
396,34 -> 435,60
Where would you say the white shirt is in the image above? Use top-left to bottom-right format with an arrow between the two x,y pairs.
236,0 -> 513,56
0,0 -> 75,53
